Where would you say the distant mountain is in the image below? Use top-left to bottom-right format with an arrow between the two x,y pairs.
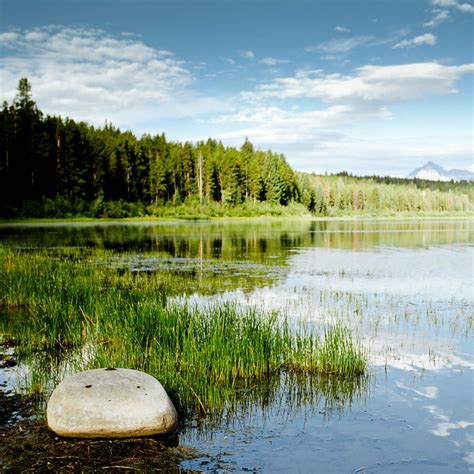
407,162 -> 474,182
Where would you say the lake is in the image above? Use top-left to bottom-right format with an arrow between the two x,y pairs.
1,218 -> 473,472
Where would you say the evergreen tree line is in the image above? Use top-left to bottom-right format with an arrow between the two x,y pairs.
1,79 -> 300,217
334,171 -> 474,196
299,173 -> 472,215
1,79 -> 472,218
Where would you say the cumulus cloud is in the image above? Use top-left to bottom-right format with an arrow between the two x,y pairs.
424,10 -> 450,27
393,33 -> 437,49
209,124 -> 473,175
211,103 -> 395,163
458,2 -> 474,12
2,25 -> 471,176
239,50 -> 255,59
433,0 -> 458,6
208,61 -> 474,174
0,32 -> 20,42
242,62 -> 474,105
0,26 -> 228,128
432,0 -> 474,12
215,104 -> 390,134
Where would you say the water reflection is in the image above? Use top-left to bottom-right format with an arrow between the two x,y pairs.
1,219 -> 473,471
180,367 -> 473,473
0,219 -> 472,259
4,338 -> 369,430
1,220 -> 472,369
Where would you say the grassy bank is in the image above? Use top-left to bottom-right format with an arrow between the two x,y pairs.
1,210 -> 473,226
0,248 -> 367,415
6,200 -> 312,220
4,192 -> 474,221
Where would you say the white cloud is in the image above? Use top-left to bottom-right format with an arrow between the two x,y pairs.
24,31 -> 47,41
306,35 -> 373,53
216,104 -> 390,132
424,10 -> 450,27
432,0 -> 474,12
243,62 -> 474,105
209,124 -> 473,175
208,61 -> 473,174
259,57 -> 289,66
0,32 -> 20,43
239,50 -> 255,59
157,49 -> 174,57
306,135 -> 473,162
433,0 -> 458,6
334,26 -> 351,33
393,33 -> 437,49
458,2 -> 474,12
2,26 -> 471,177
305,29 -> 410,58
210,105 -> 397,171
320,55 -> 351,63
0,26 -> 228,128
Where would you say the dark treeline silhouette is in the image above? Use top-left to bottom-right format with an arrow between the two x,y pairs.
1,79 -> 299,217
1,79 -> 472,218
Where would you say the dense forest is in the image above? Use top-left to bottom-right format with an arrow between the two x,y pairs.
1,79 -> 472,218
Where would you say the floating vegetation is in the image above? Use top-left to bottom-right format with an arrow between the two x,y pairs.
0,248 -> 367,415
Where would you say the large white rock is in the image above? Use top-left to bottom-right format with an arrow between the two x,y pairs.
47,368 -> 178,438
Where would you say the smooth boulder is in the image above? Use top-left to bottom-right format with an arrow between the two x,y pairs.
47,368 -> 178,438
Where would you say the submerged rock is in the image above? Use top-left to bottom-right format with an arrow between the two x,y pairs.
47,368 -> 178,438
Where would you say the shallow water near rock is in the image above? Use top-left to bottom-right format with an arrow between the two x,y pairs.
181,367 -> 473,473
1,218 -> 473,471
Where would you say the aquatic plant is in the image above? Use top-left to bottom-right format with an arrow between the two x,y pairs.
0,247 -> 367,414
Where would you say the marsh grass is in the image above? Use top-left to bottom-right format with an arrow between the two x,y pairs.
0,247 -> 367,415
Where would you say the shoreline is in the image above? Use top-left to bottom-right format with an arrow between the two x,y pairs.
1,212 -> 473,226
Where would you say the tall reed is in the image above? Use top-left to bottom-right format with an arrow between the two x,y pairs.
0,248 -> 367,414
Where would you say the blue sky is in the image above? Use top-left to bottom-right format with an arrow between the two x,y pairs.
1,0 -> 473,176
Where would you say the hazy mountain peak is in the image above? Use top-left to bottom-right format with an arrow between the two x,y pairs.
407,162 -> 474,182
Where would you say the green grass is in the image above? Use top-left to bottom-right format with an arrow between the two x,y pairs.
0,247 -> 367,415
2,198 -> 472,224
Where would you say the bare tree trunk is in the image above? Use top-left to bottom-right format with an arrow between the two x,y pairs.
197,151 -> 203,204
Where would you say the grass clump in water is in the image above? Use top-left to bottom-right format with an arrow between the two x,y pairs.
317,325 -> 367,377
0,247 -> 367,414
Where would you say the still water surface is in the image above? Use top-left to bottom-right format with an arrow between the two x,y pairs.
1,219 -> 473,472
